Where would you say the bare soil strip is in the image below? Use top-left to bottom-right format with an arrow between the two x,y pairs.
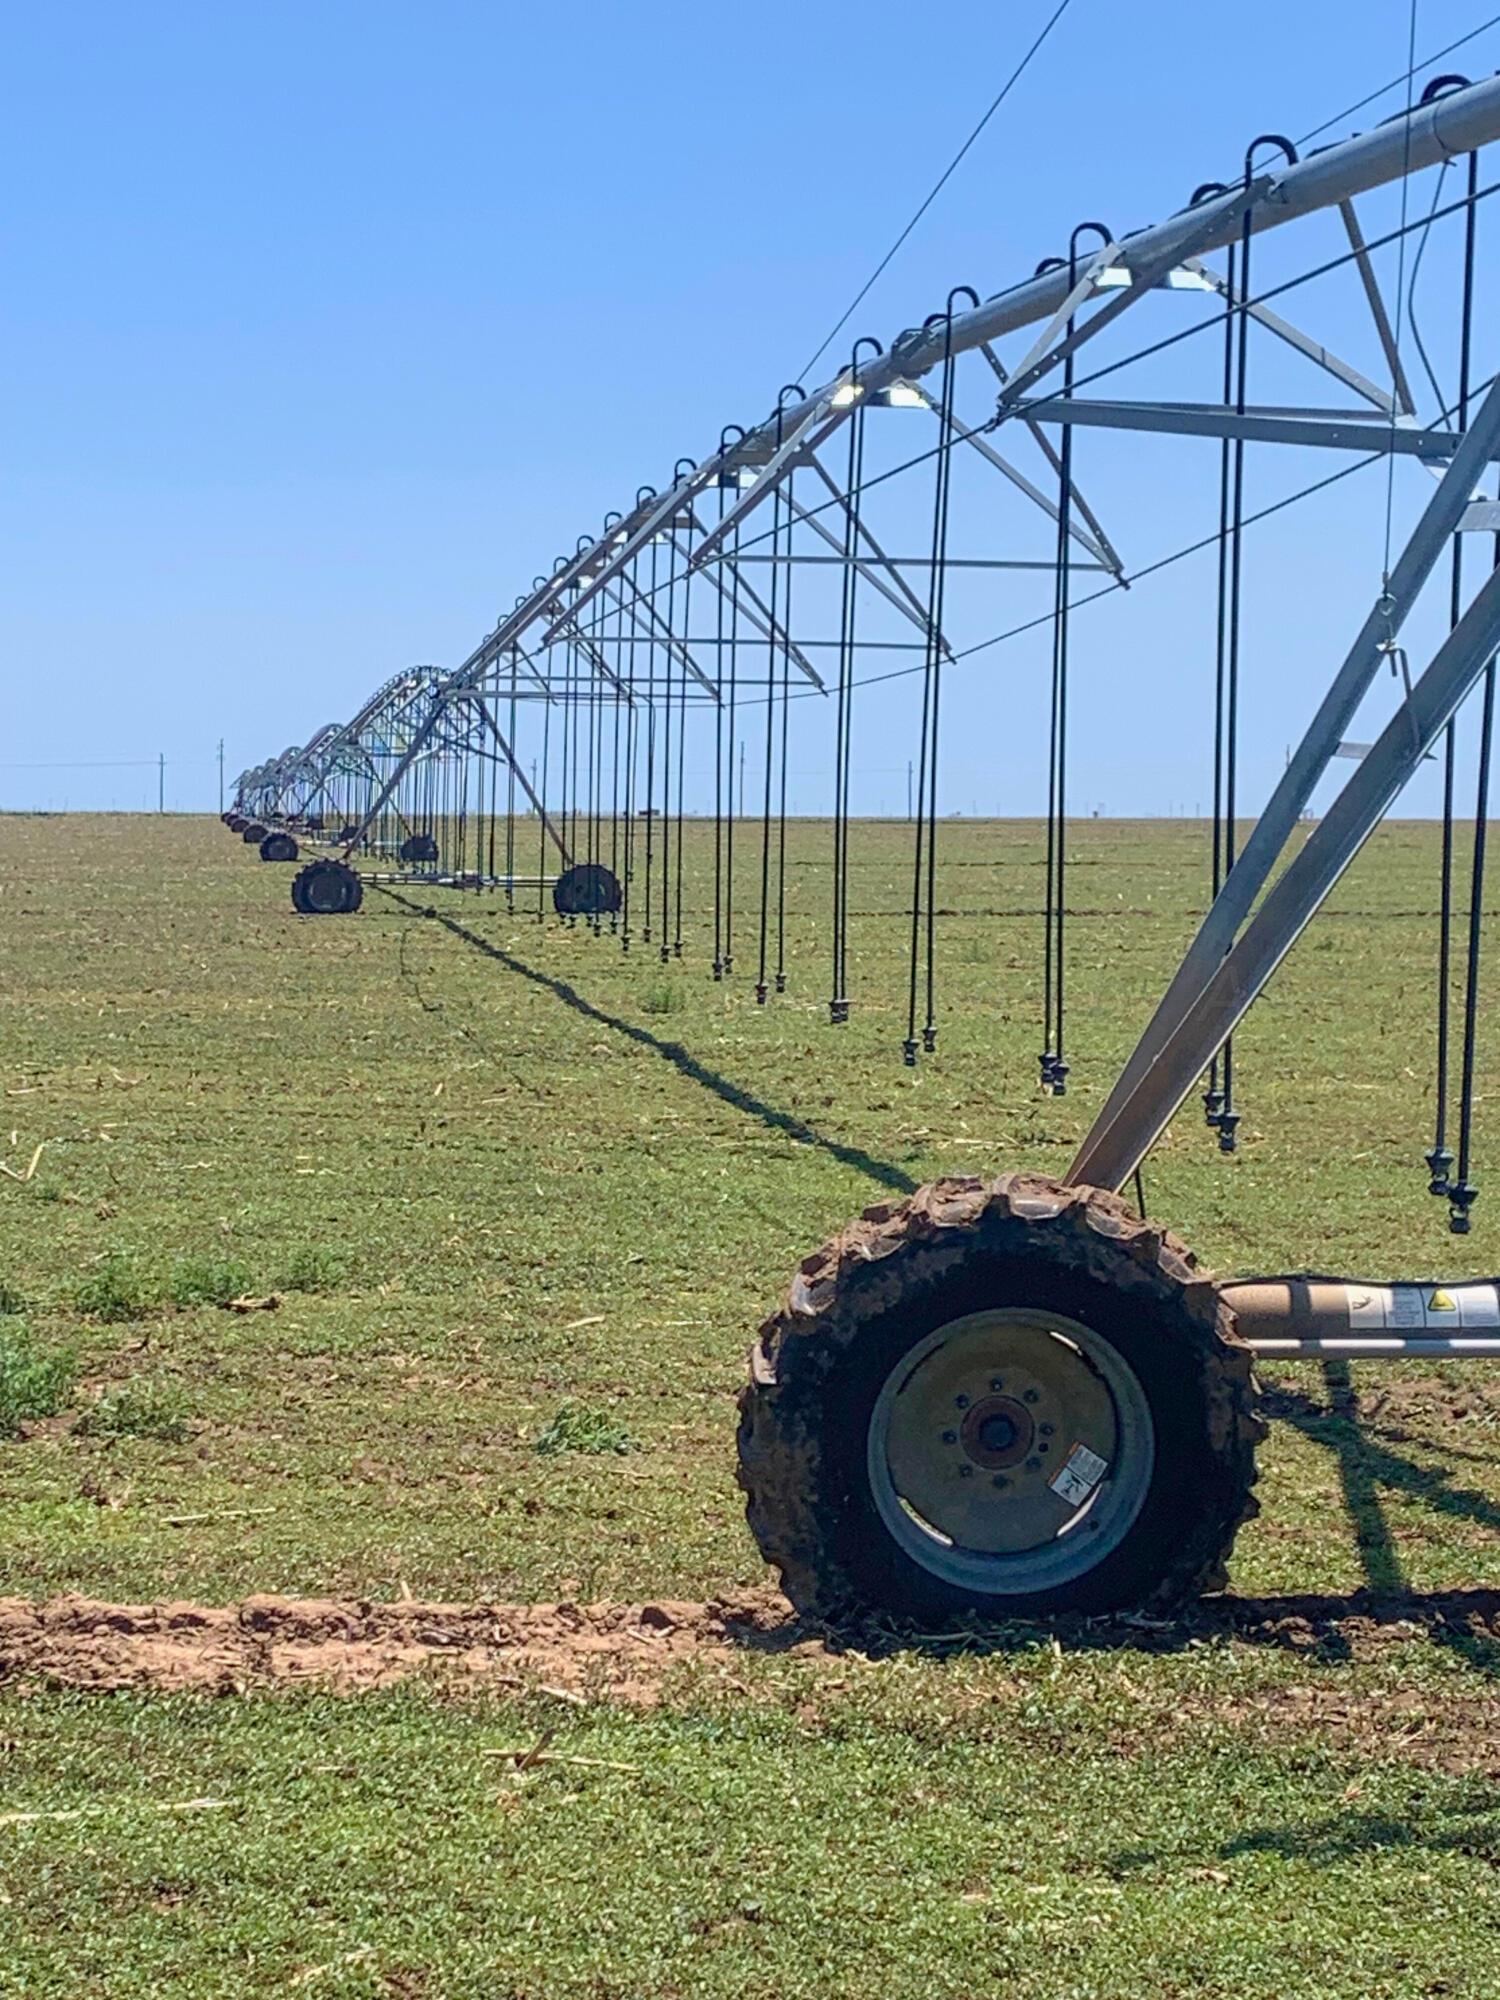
0,1592 -> 798,1701
2,1587 -> 1499,1704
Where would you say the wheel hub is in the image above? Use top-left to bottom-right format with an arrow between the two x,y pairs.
960,1394 -> 1034,1470
869,1306 -> 1155,1589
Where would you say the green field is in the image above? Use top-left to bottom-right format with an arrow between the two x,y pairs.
1,810 -> 1498,1997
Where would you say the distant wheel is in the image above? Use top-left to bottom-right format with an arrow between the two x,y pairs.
242,823 -> 268,844
260,832 -> 299,863
552,862 -> 622,916
227,815 -> 247,833
336,824 -> 360,845
290,859 -> 364,915
738,1174 -> 1262,1628
305,814 -> 324,833
399,833 -> 439,865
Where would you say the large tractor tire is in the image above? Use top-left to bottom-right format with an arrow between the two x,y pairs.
227,815 -> 248,833
260,832 -> 299,863
290,859 -> 364,915
399,833 -> 439,865
552,862 -> 623,916
738,1174 -> 1261,1628
242,823 -> 268,845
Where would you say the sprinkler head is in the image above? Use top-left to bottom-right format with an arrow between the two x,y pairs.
1203,1086 -> 1225,1127
922,1026 -> 937,1054
660,944 -> 671,964
1050,1059 -> 1069,1098
902,1037 -> 919,1067
1039,1050 -> 1057,1091
723,955 -> 734,974
712,960 -> 724,982
1216,1109 -> 1241,1154
774,972 -> 786,994
829,998 -> 850,1026
1448,1179 -> 1478,1234
755,982 -> 768,1006
1425,1143 -> 1455,1198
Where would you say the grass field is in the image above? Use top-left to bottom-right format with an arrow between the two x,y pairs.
1,809 -> 1499,1997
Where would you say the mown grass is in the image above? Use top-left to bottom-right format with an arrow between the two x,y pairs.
0,810 -> 1498,1994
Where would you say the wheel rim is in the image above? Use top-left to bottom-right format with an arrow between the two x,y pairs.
866,1306 -> 1155,1595
304,869 -> 346,913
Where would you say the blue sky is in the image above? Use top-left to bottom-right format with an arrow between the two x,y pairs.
4,0 -> 1499,811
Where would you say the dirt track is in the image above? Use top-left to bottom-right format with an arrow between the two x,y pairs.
0,1592 -> 801,1701
3,1587 -> 1499,1703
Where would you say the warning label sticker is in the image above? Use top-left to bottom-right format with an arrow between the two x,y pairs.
1050,1441 -> 1108,1509
1344,1283 -> 1500,1330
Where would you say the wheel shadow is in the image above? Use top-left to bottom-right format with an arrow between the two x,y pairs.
1261,1368 -> 1500,1675
718,1582 -> 1500,1666
376,889 -> 919,1197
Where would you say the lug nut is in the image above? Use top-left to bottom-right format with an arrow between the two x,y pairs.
941,1430 -> 958,1445
955,1394 -> 970,1410
959,1464 -> 974,1479
989,1377 -> 1004,1392
1039,1422 -> 1055,1437
991,1474 -> 1010,1490
1025,1455 -> 1042,1471
1023,1388 -> 1040,1405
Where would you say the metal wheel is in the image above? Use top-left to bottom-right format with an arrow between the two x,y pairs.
867,1306 -> 1153,1597
738,1175 -> 1262,1627
291,859 -> 364,915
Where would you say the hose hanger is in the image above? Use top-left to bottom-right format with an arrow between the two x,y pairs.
603,512 -> 626,932
830,337 -> 882,1027
535,573 -> 556,923
1040,232 -> 1108,1097
622,499 -> 653,950
670,457 -> 698,961
756,385 -> 805,1003
712,428 -> 746,981
905,288 -> 978,1066
774,390 -> 804,995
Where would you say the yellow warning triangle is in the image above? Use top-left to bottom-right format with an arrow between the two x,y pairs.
1429,1288 -> 1458,1312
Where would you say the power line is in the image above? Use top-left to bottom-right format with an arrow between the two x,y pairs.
796,0 -> 1077,383
1292,10 -> 1500,152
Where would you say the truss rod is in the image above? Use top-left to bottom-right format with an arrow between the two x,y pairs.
1069,365 -> 1500,1189
1070,553 -> 1500,1192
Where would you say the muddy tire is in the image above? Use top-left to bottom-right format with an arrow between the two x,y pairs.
291,859 -> 364,915
737,1174 -> 1261,1628
399,833 -> 439,865
260,832 -> 299,863
552,862 -> 622,916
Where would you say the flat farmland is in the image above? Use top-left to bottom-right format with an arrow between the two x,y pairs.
1,810 -> 1498,1999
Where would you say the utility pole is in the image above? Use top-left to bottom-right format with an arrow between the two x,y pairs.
739,740 -> 746,818
217,739 -> 225,813
907,760 -> 913,820
158,753 -> 166,815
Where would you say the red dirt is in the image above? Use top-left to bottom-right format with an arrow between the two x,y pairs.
0,1591 -> 799,1702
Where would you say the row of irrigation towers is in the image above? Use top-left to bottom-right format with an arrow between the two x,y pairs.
233,72 -> 1500,1621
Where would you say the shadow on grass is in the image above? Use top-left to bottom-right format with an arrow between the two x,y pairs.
377,888 -> 919,1198
1262,1371 -> 1500,1677
378,892 -> 1500,1676
1109,1791 -> 1499,1876
718,1583 -> 1500,1667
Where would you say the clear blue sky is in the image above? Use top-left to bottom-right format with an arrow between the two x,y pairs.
4,0 -> 1498,812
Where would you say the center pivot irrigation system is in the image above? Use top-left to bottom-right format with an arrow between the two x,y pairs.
234,70 -> 1500,1622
